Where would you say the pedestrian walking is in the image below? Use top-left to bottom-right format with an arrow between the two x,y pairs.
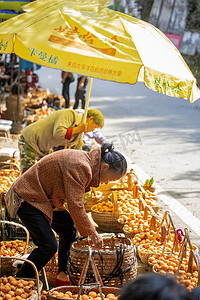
61,71 -> 74,108
73,75 -> 88,109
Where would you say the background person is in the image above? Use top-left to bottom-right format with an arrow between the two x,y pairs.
73,75 -> 88,110
119,273 -> 193,300
5,143 -> 127,285
83,128 -> 109,151
0,61 -> 10,87
18,108 -> 104,173
4,82 -> 25,123
61,71 -> 74,108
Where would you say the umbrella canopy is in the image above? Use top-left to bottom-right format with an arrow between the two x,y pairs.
0,0 -> 199,102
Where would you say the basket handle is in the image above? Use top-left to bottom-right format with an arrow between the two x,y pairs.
91,188 -> 96,197
185,228 -> 200,285
112,191 -> 118,217
77,247 -> 104,300
2,257 -> 40,299
0,220 -> 29,255
151,211 -> 168,246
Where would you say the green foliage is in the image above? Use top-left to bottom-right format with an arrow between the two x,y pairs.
144,177 -> 154,187
186,0 -> 200,30
138,0 -> 154,22
183,53 -> 200,88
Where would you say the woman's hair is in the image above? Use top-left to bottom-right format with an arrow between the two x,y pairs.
87,109 -> 104,128
11,82 -> 24,95
101,143 -> 127,177
119,273 -> 193,300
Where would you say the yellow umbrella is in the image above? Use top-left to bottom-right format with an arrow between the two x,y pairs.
0,1 -> 199,103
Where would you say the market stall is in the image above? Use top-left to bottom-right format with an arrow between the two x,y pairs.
0,1 -> 200,298
0,167 -> 200,295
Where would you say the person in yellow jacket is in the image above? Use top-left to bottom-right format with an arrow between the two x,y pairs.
18,108 -> 104,173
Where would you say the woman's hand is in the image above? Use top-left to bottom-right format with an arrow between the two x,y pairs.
90,231 -> 103,249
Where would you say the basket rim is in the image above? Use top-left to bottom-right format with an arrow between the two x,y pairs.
49,285 -> 121,299
91,209 -> 114,216
137,243 -> 156,255
70,236 -> 134,254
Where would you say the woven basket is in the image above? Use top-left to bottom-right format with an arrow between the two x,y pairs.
91,194 -> 123,233
122,228 -> 136,239
84,191 -> 103,213
49,286 -> 120,300
67,236 -> 137,287
137,244 -> 155,265
0,257 -> 43,300
91,210 -> 124,233
44,254 -> 58,288
0,220 -> 30,276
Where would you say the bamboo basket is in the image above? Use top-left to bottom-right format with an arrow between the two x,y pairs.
138,211 -> 179,265
138,184 -> 159,213
0,220 -> 30,276
0,257 -> 43,300
50,246 -> 120,299
91,192 -> 123,233
49,286 -> 120,300
84,190 -> 103,213
67,235 -> 137,287
137,244 -> 156,265
152,228 -> 200,290
122,201 -> 161,240
44,253 -> 58,288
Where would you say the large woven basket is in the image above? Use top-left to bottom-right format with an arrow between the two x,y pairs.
67,235 -> 137,287
91,210 -> 124,233
0,220 -> 30,276
49,286 -> 120,300
91,195 -> 123,233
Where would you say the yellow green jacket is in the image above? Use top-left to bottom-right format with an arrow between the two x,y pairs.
22,109 -> 82,156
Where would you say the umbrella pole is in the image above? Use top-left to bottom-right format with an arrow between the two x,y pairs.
77,77 -> 93,150
16,58 -> 21,123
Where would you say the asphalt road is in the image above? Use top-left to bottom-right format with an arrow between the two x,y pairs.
36,67 -> 200,247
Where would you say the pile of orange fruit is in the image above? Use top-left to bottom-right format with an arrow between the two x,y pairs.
0,170 -> 19,193
92,201 -> 113,213
0,276 -> 37,299
51,290 -> 118,300
149,251 -> 198,291
0,240 -> 25,257
132,230 -> 161,247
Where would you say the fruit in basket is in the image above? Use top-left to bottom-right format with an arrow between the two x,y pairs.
92,201 -> 113,213
51,290 -> 118,300
0,277 -> 37,299
0,170 -> 20,193
149,251 -> 199,291
0,240 -> 26,256
132,230 -> 161,247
